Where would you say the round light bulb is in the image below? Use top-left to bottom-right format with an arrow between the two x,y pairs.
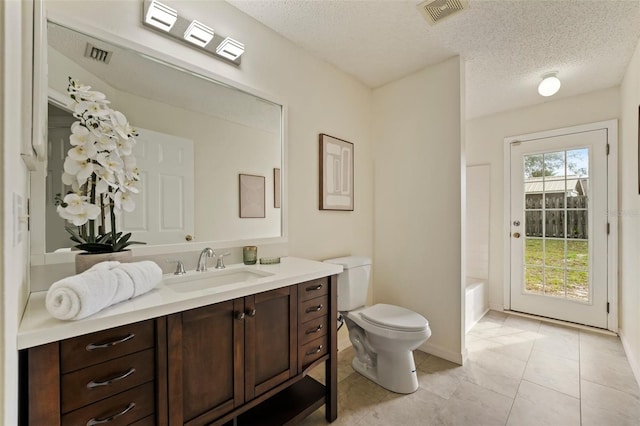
538,73 -> 561,97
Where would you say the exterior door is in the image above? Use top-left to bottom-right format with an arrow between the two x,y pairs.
509,129 -> 609,328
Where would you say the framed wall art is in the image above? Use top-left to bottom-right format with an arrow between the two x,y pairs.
239,174 -> 265,218
319,133 -> 354,211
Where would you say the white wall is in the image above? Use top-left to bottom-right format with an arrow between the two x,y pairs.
372,57 -> 464,363
465,87 -> 620,311
466,164 -> 490,280
8,0 -> 375,420
619,37 -> 640,383
2,0 -> 32,424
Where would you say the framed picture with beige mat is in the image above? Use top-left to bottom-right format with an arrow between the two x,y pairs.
319,133 -> 354,211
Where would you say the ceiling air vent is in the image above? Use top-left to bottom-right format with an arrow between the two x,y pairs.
417,0 -> 469,26
84,43 -> 113,64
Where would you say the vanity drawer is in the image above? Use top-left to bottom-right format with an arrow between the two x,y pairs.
61,320 -> 154,373
299,335 -> 328,368
298,295 -> 329,323
61,349 -> 155,413
298,315 -> 328,346
298,278 -> 329,302
61,382 -> 154,426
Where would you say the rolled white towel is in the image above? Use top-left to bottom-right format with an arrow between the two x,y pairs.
45,260 -> 162,321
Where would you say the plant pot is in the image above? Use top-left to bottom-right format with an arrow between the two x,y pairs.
75,250 -> 133,274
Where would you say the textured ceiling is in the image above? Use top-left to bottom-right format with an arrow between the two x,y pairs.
227,0 -> 640,118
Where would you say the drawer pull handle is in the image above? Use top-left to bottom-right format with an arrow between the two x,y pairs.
306,284 -> 323,292
235,311 -> 245,320
246,308 -> 256,317
86,402 -> 135,425
306,345 -> 323,356
86,333 -> 135,351
306,304 -> 323,313
306,324 -> 324,334
87,368 -> 136,389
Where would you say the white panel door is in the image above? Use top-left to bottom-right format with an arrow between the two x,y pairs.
510,129 -> 608,328
123,128 -> 194,245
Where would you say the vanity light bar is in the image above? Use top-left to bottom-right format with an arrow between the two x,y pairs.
184,20 -> 215,48
216,37 -> 244,61
142,0 -> 244,66
144,0 -> 178,32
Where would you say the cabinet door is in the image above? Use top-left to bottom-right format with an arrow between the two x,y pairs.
244,286 -> 298,400
167,299 -> 245,425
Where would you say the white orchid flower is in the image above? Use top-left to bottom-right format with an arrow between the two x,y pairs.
114,191 -> 135,213
57,193 -> 101,226
95,134 -> 118,152
110,111 -> 134,139
122,180 -> 140,194
69,122 -> 91,146
63,157 -> 93,185
68,142 -> 97,162
61,172 -> 75,186
96,152 -> 124,175
116,137 -> 133,156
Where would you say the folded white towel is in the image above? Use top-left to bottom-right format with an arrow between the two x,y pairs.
45,260 -> 162,321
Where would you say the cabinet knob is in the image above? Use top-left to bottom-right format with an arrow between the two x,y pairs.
235,311 -> 245,320
306,345 -> 323,355
246,308 -> 256,317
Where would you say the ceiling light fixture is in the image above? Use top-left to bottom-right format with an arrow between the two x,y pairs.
216,37 -> 245,61
142,0 -> 244,66
144,0 -> 177,32
538,72 -> 561,97
184,20 -> 215,47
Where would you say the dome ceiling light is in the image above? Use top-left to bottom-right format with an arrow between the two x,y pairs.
538,72 -> 561,97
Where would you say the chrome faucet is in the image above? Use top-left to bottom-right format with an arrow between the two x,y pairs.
196,248 -> 215,272
215,252 -> 231,269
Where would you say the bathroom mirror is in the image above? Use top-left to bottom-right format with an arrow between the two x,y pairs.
31,20 -> 284,262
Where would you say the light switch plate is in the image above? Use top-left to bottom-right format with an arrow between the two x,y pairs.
13,193 -> 23,247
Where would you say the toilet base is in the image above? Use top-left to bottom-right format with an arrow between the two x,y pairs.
352,349 -> 419,394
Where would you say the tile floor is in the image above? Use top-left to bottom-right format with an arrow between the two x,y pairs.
301,310 -> 640,425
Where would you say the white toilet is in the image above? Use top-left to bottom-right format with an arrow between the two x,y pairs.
324,256 -> 431,394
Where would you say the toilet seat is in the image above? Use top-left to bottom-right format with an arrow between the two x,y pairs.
358,304 -> 428,332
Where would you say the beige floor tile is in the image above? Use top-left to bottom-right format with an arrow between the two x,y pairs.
435,380 -> 513,426
334,371 -> 390,424
462,347 -> 527,398
417,355 -> 465,399
503,315 -> 542,332
354,387 -> 447,426
523,350 -> 580,397
486,330 -> 538,362
533,326 -> 580,361
580,351 -> 640,399
580,330 -> 626,358
506,380 -> 580,426
581,379 -> 640,426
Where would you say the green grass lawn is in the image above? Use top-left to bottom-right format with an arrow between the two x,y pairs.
524,238 -> 589,301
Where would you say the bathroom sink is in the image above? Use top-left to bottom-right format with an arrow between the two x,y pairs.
164,268 -> 274,293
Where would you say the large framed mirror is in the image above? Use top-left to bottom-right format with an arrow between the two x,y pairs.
31,18 -> 286,265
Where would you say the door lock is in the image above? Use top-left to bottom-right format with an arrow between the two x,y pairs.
513,232 -> 521,238
513,220 -> 521,226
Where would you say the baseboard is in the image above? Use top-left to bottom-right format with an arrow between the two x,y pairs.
419,341 -> 463,365
618,328 -> 640,388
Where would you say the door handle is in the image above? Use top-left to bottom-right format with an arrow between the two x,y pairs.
513,232 -> 521,238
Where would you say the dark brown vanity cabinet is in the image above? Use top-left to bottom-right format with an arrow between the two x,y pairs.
166,286 -> 298,425
20,276 -> 337,426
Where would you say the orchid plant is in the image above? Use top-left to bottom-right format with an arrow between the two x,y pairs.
56,77 -> 145,253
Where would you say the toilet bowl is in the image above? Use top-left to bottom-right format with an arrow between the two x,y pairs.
324,256 -> 431,394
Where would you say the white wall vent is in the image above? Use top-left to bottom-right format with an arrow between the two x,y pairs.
84,43 -> 113,64
417,0 -> 469,26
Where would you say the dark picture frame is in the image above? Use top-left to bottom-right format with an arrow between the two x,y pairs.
239,174 -> 265,218
319,133 -> 354,211
274,168 -> 281,208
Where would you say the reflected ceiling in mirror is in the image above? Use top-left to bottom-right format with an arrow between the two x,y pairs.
42,22 -> 283,253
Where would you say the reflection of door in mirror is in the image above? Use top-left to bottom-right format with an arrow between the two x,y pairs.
46,105 -> 195,250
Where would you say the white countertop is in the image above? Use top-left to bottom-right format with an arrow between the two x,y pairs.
18,257 -> 343,350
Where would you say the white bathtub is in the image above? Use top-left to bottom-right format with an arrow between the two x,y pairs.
465,277 -> 489,333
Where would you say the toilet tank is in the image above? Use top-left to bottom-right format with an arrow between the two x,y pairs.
323,256 -> 372,311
